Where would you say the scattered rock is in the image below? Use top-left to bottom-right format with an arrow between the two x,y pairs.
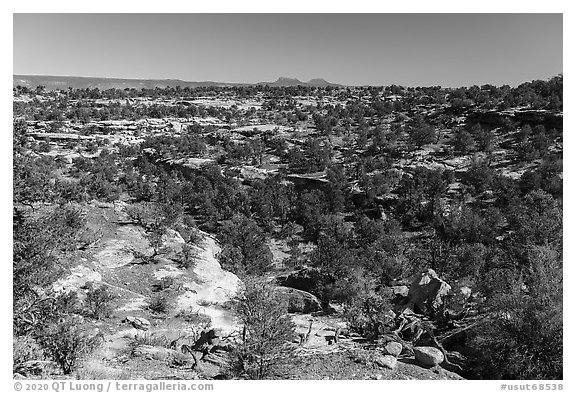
383,341 -> 403,357
375,355 -> 398,370
414,346 -> 444,367
273,286 -> 322,313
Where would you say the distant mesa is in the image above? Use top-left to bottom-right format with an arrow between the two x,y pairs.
12,75 -> 243,90
13,74 -> 341,90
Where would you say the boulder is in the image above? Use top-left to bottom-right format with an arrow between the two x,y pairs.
414,346 -> 444,367
391,285 -> 409,297
124,316 -> 151,331
383,341 -> 403,357
406,269 -> 451,314
276,268 -> 325,294
273,286 -> 322,313
375,354 -> 398,370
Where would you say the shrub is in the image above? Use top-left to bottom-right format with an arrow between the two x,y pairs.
470,246 -> 562,379
129,332 -> 171,349
342,270 -> 395,340
36,316 -> 102,374
83,283 -> 117,320
176,243 -> 198,270
452,128 -> 477,155
407,120 -> 436,149
175,308 -> 212,326
148,294 -> 172,314
14,206 -> 86,334
217,215 -> 273,276
13,335 -> 44,372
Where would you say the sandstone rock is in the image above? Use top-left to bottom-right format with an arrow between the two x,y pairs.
273,286 -> 322,313
124,316 -> 151,331
175,232 -> 242,334
414,346 -> 444,367
384,341 -> 403,357
375,354 -> 398,370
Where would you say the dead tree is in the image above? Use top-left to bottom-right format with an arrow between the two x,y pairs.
180,344 -> 199,369
298,319 -> 313,346
334,327 -> 342,343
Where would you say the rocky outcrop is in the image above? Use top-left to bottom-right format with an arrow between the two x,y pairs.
468,108 -> 563,130
406,269 -> 451,315
176,233 -> 241,333
276,267 -> 325,295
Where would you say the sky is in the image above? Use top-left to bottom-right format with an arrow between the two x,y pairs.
13,13 -> 563,87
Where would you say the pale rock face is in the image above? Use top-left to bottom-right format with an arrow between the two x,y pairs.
53,265 -> 102,293
176,233 -> 242,334
94,225 -> 149,268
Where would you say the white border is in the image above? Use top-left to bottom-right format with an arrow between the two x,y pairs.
3,2 -> 571,390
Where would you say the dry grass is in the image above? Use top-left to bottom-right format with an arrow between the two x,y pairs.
129,331 -> 172,349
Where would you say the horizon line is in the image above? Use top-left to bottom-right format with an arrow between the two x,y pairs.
13,72 -> 563,89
